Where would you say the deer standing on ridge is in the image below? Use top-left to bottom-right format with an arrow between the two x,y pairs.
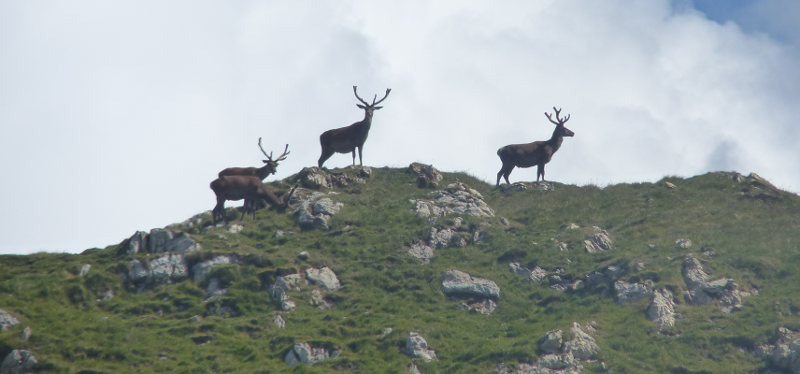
218,138 -> 290,180
318,86 -> 391,168
210,175 -> 298,225
496,107 -> 575,186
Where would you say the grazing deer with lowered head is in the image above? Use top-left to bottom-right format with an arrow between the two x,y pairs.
496,107 -> 575,186
210,175 -> 297,224
218,138 -> 290,180
318,86 -> 391,168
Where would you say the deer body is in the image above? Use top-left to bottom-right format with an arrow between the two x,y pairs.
496,107 -> 574,186
210,175 -> 297,224
218,140 -> 289,180
318,86 -> 391,167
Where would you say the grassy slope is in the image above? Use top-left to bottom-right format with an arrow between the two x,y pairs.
1,167 -> 799,374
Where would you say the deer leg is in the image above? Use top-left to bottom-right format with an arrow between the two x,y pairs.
537,164 -> 545,181
318,148 -> 335,168
212,197 -> 226,225
357,146 -> 363,166
351,148 -> 357,166
500,165 -> 515,185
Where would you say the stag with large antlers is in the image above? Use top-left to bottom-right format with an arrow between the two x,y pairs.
218,138 -> 290,180
210,175 -> 298,224
318,86 -> 391,168
496,107 -> 575,186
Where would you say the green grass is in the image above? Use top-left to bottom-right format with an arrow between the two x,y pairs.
1,167 -> 799,373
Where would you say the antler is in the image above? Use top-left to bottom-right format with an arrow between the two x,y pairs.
258,137 -> 290,162
545,107 -> 570,125
372,88 -> 392,106
353,86 -> 392,107
353,86 -> 370,106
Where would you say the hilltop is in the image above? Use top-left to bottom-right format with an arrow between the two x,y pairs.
1,165 -> 800,374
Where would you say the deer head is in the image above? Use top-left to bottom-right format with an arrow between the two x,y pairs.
258,138 -> 290,176
353,86 -> 391,119
544,107 -> 575,138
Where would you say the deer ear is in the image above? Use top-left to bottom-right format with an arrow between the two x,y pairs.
263,160 -> 269,164
374,106 -> 383,110
357,104 -> 366,109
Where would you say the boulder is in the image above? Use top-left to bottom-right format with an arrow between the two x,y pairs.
460,299 -> 497,315
227,224 -> 243,234
306,267 -> 340,290
508,262 -> 547,283
681,254 -> 754,312
409,163 -> 443,188
675,239 -> 692,249
273,315 -> 286,329
192,256 -> 236,283
563,323 -> 600,360
614,280 -> 654,304
0,350 -> 37,374
410,183 -> 495,219
585,265 -> 624,285
584,227 -> 613,253
298,167 -> 329,189
538,330 -> 563,354
313,198 -> 343,216
284,342 -> 336,367
755,327 -> 800,374
402,332 -> 437,361
310,289 -> 331,309
79,264 -> 91,276
408,241 -> 435,263
129,254 -> 188,285
297,193 -> 343,231
125,229 -> 201,256
647,288 -> 676,330
442,270 -> 500,300
275,274 -> 303,291
0,309 -> 20,331
20,327 -> 32,342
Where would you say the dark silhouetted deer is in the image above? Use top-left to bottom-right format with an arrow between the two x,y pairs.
210,175 -> 297,224
318,86 -> 391,167
496,107 -> 575,186
218,138 -> 290,180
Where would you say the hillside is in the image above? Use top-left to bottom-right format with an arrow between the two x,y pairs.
1,165 -> 800,374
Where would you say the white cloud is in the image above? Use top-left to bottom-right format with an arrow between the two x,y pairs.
0,0 -> 798,254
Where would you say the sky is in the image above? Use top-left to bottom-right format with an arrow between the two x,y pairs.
1,0 -> 799,254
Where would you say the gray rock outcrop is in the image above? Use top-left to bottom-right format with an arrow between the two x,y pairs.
508,262 -> 547,283
647,288 -> 676,330
442,270 -> 500,300
284,342 -> 338,367
755,327 -> 800,374
501,323 -> 598,374
297,192 -> 344,230
585,265 -> 625,286
192,255 -> 237,282
681,254 -> 754,313
0,309 -> 20,331
268,274 -> 303,311
402,332 -> 437,361
584,227 -> 613,253
126,229 -> 201,257
128,253 -> 188,285
0,350 -> 37,374
409,163 -> 443,188
410,182 -> 495,219
273,315 -> 286,328
306,267 -> 340,290
20,327 -> 31,342
298,167 -> 366,189
80,264 -> 91,276
310,289 -> 331,309
614,280 -> 654,304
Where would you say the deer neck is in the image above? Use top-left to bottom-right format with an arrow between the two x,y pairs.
548,128 -> 565,152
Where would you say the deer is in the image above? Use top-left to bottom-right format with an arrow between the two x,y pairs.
210,175 -> 298,225
496,107 -> 575,186
318,86 -> 391,168
218,138 -> 290,180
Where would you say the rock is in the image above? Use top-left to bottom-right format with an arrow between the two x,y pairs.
129,254 -> 188,285
402,332 -> 437,361
538,330 -> 563,354
558,242 -> 570,251
665,182 -> 676,189
281,300 -> 296,311
441,270 -> 500,300
0,350 -> 37,374
227,224 -> 243,234
274,315 -> 285,328
299,167 -> 362,189
749,172 -> 779,190
298,167 -> 330,189
675,239 -> 692,249
297,251 -> 310,261
305,267 -> 340,290
274,230 -> 285,238
584,227 -> 613,253
614,280 -> 654,304
190,315 -> 201,323
755,327 -> 800,373
538,352 -> 576,370
19,327 -> 31,342
647,288 -> 676,330
359,166 -> 373,178
268,285 -> 288,301
284,342 -> 331,367
102,290 -> 114,301
409,364 -> 421,374
79,264 -> 91,276
125,229 -> 201,256
275,274 -> 303,291
500,217 -> 510,227
563,322 -> 600,360
682,254 -> 753,312
204,278 -> 227,300
297,193 -> 343,231
0,309 -> 20,331
313,198 -> 343,216
585,265 -> 624,285
508,262 -> 547,283
532,181 -> 554,191
383,327 -> 393,336
460,299 -> 497,315
409,163 -> 443,188
408,241 -> 435,263
428,227 -> 454,249
310,289 -> 331,309
501,182 -> 528,192
192,255 -> 236,282
410,182 -> 495,219
562,223 -> 580,230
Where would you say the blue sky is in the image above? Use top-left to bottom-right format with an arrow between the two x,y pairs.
1,0 -> 798,254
